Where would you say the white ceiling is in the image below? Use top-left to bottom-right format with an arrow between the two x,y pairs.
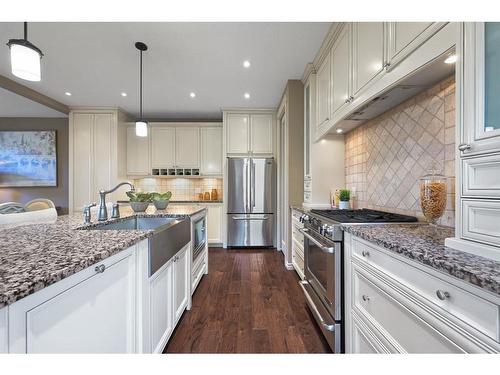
0,22 -> 331,119
0,87 -> 66,117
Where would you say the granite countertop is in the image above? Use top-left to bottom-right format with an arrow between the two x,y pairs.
0,205 -> 205,308
342,224 -> 500,296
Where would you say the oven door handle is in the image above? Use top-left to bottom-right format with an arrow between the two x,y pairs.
299,281 -> 336,332
232,216 -> 269,221
299,228 -> 335,254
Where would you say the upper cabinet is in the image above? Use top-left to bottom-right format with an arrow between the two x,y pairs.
126,123 -> 222,177
200,127 -> 223,176
386,22 -> 447,70
352,22 -> 385,96
331,24 -> 352,116
175,128 -> 200,168
316,52 -> 331,129
224,111 -> 275,156
460,22 -> 500,156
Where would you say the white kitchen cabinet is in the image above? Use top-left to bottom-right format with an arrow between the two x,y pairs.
331,24 -> 352,116
386,22 -> 446,70
344,233 -> 500,353
149,258 -> 174,353
316,52 -> 331,130
151,127 -> 175,168
352,22 -> 385,96
0,307 -> 7,353
290,209 -> 305,279
206,204 -> 222,244
8,247 -> 137,353
173,244 -> 189,324
200,127 -> 223,175
226,113 -> 250,154
126,126 -> 150,175
251,114 -> 274,155
176,127 -> 200,168
70,109 -> 127,212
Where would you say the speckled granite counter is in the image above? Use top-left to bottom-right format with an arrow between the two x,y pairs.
0,205 -> 205,308
342,224 -> 500,296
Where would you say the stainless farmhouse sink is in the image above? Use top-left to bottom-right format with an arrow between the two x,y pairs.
85,216 -> 190,276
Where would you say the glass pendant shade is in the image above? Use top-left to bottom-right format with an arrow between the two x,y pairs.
135,120 -> 148,137
9,41 -> 42,82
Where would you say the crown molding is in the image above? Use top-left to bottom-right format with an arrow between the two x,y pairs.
0,74 -> 69,115
301,63 -> 316,84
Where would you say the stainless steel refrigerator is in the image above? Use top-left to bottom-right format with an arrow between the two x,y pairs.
227,157 -> 275,247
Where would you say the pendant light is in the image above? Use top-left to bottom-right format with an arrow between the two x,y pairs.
7,22 -> 43,82
135,42 -> 148,137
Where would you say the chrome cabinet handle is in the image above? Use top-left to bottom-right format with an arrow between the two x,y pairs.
458,143 -> 471,152
383,62 -> 391,69
362,295 -> 370,302
95,264 -> 106,273
361,250 -> 370,257
299,228 -> 335,254
299,281 -> 336,332
436,290 -> 450,300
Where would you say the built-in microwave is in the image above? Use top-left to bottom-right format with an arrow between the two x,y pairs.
192,215 -> 206,262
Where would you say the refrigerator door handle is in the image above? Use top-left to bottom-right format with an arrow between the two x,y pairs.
251,159 -> 256,209
232,216 -> 269,220
246,158 -> 251,212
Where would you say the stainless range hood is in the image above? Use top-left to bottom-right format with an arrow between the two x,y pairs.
345,51 -> 455,123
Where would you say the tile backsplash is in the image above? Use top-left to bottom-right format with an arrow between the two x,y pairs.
133,177 -> 223,201
345,76 -> 455,226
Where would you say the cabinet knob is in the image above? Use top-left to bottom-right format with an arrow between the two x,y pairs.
383,62 -> 391,69
95,264 -> 106,273
436,290 -> 450,300
344,98 -> 351,104
362,295 -> 370,302
361,250 -> 370,257
458,143 -> 471,152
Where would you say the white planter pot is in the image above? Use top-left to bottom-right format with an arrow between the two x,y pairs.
339,201 -> 351,210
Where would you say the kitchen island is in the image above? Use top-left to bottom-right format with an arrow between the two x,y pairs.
0,204 -> 205,353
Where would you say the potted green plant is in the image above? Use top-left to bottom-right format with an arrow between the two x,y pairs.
126,191 -> 152,212
151,191 -> 172,210
338,189 -> 351,209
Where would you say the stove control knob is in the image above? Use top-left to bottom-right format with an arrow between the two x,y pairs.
320,224 -> 328,235
301,215 -> 309,223
324,225 -> 334,237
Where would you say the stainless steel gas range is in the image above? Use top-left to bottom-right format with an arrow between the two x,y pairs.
298,209 -> 418,353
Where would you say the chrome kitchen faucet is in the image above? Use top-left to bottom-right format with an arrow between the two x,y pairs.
98,182 -> 135,221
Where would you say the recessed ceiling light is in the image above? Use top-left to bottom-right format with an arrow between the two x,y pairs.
190,92 -> 196,98
121,92 -> 127,97
243,60 -> 251,68
336,128 -> 343,134
244,93 -> 250,99
65,92 -> 72,96
444,55 -> 457,64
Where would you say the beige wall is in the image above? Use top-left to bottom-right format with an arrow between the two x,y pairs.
0,117 -> 69,214
345,76 -> 455,227
134,177 -> 222,201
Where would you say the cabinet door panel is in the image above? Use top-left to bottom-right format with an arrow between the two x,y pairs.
0,307 -> 7,353
73,113 -> 93,211
226,114 -> 249,154
173,246 -> 189,323
316,54 -> 331,128
150,261 -> 173,353
127,127 -> 150,175
25,254 -> 136,353
176,128 -> 200,168
207,204 -> 222,244
93,114 -> 113,198
331,26 -> 351,115
201,127 -> 223,175
250,114 -> 273,154
151,127 -> 175,168
353,22 -> 385,95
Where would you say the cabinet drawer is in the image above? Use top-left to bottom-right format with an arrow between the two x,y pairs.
304,191 -> 311,203
352,238 -> 500,341
291,225 -> 304,244
462,154 -> 500,198
292,238 -> 304,258
291,209 -> 303,222
352,264 -> 464,353
462,199 -> 500,247
351,312 -> 392,353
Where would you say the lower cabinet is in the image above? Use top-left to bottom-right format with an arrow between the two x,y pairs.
206,204 -> 222,245
344,233 -> 500,353
8,247 -> 137,353
173,244 -> 189,324
290,209 -> 305,279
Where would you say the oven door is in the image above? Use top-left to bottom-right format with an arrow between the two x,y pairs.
301,228 -> 342,321
193,216 -> 206,262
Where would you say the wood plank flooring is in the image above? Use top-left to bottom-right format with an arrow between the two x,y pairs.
164,248 -> 331,354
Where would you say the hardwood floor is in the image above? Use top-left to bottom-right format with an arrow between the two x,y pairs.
164,248 -> 332,354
